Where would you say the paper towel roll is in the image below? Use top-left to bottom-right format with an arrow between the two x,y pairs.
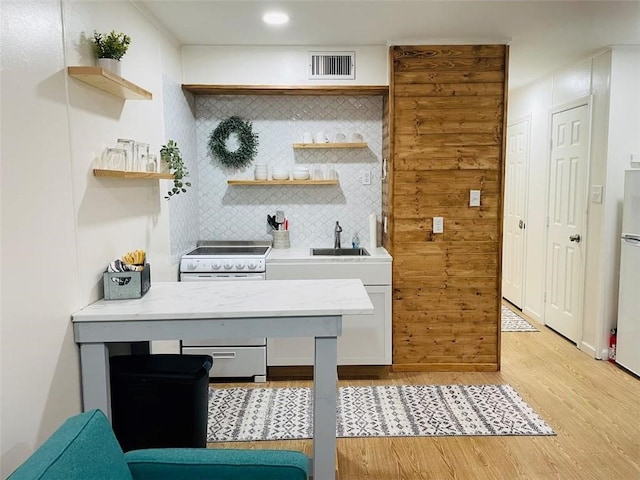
369,214 -> 377,251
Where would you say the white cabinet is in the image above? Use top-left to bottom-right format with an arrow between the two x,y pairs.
266,261 -> 391,365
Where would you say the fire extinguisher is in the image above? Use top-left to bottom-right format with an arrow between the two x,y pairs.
609,328 -> 617,363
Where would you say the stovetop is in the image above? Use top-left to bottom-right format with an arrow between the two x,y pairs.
186,246 -> 270,256
180,240 -> 271,273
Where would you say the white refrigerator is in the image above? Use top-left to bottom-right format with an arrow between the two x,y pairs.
616,170 -> 640,375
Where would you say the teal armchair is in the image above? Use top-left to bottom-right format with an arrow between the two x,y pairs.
8,409 -> 308,480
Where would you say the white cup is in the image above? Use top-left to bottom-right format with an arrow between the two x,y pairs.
334,132 -> 347,142
302,132 -> 313,144
326,164 -> 338,180
315,132 -> 329,143
349,132 -> 364,143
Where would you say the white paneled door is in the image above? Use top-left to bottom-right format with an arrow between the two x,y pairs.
502,119 -> 530,309
544,104 -> 590,343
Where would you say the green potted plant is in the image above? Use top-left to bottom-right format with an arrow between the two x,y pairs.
92,30 -> 131,75
160,140 -> 191,200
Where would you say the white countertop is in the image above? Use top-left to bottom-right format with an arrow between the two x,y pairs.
72,279 -> 373,322
267,246 -> 392,263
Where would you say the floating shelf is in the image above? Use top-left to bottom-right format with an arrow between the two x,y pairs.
182,85 -> 388,96
292,142 -> 368,149
93,169 -> 174,180
68,66 -> 152,100
227,179 -> 338,186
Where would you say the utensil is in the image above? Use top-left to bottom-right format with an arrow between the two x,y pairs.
276,210 -> 285,230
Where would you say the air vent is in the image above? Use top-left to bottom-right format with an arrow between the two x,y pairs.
308,51 -> 355,80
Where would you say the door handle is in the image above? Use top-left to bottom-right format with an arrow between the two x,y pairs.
569,234 -> 581,243
518,219 -> 525,229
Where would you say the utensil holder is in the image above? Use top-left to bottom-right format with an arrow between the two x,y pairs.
103,264 -> 151,300
271,230 -> 290,249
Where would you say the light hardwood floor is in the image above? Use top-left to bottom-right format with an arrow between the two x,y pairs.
209,309 -> 640,479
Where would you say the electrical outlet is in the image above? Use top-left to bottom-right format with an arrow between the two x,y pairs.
433,216 -> 444,234
361,170 -> 371,185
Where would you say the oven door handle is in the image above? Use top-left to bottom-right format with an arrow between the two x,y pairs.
211,352 -> 236,359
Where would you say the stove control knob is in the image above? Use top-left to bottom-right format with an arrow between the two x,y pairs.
187,261 -> 198,270
247,261 -> 258,270
223,260 -> 234,270
211,261 -> 222,270
235,261 -> 246,269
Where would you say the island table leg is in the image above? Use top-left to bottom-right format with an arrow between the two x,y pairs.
312,334 -> 338,480
79,343 -> 112,420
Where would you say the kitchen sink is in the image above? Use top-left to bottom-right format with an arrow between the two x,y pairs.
310,247 -> 370,256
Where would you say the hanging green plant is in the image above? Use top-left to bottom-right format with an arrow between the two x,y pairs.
208,116 -> 259,169
160,140 -> 191,200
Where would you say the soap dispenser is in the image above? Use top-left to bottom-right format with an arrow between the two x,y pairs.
351,231 -> 360,248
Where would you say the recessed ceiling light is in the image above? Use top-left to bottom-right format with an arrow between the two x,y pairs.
262,11 -> 289,25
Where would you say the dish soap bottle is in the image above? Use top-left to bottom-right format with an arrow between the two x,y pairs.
351,231 -> 360,248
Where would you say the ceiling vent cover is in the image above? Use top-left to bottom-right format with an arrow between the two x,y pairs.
308,51 -> 355,80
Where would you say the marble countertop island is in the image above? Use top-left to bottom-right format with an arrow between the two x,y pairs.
72,279 -> 373,322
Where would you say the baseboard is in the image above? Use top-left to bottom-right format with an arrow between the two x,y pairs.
579,340 -> 601,359
391,363 -> 499,372
268,365 -> 390,380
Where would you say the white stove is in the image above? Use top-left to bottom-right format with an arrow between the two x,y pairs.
179,240 -> 271,382
179,241 -> 270,280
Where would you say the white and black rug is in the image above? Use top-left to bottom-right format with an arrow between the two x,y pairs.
207,384 -> 555,442
502,306 -> 538,332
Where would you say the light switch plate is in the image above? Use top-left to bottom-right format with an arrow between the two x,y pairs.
591,185 -> 603,203
470,190 -> 481,207
433,216 -> 444,233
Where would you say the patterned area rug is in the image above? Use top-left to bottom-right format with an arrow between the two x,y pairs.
207,384 -> 555,442
502,306 -> 538,332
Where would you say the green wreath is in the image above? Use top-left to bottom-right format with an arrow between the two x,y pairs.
208,116 -> 259,168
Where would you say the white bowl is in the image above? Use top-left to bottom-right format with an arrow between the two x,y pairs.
293,172 -> 310,180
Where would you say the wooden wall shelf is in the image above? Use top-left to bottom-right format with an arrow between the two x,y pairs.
68,67 -> 152,100
293,142 -> 368,149
227,179 -> 338,186
93,169 -> 173,180
182,85 -> 388,96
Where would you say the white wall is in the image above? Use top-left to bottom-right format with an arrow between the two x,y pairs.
0,1 -> 181,476
507,46 -> 640,360
182,45 -> 388,85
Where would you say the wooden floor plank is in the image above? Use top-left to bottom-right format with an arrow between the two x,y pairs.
208,308 -> 640,480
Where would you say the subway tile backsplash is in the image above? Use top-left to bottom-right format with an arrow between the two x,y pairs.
195,95 -> 383,248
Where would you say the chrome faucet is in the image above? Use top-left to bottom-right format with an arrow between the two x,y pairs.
334,221 -> 343,249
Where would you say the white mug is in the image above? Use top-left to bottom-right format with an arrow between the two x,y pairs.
335,132 -> 347,142
302,132 -> 313,144
315,132 -> 329,143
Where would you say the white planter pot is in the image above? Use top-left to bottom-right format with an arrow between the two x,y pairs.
97,58 -> 121,76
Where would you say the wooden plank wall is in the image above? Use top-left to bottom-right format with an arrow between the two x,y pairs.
388,45 -> 508,372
